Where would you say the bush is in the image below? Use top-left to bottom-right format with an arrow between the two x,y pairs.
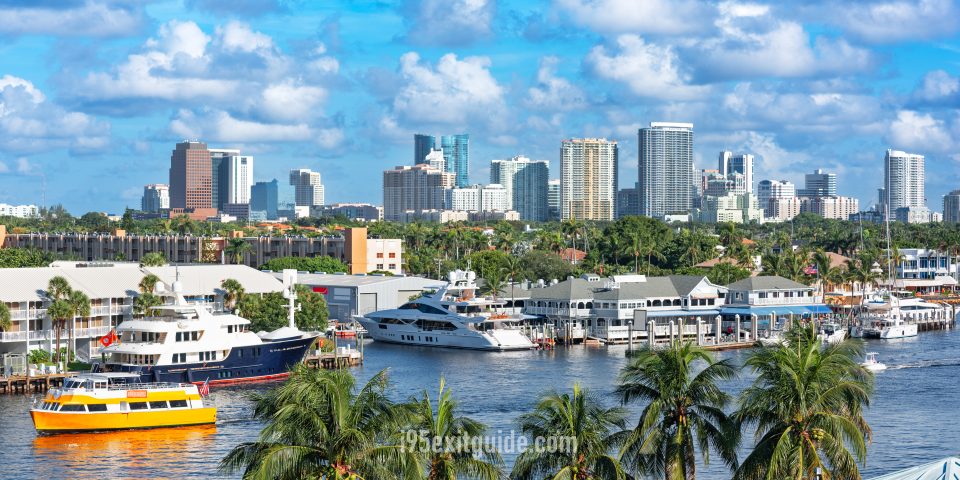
28,349 -> 50,364
259,256 -> 349,274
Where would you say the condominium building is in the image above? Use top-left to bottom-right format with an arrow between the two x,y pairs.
169,141 -> 213,210
414,133 -> 436,164
382,164 -> 455,222
425,148 -> 445,171
548,179 -> 561,221
638,122 -> 693,218
944,190 -> 960,223
441,134 -> 469,187
490,156 -> 549,221
0,204 -> 39,218
141,184 -> 170,213
718,151 -> 754,194
313,203 -> 384,222
289,169 -> 325,208
797,169 -> 837,198
617,182 -> 640,218
895,206 -> 935,224
225,155 -> 254,205
766,197 -> 803,222
703,172 -> 747,197
251,179 -> 279,220
882,149 -> 925,217
209,148 -> 240,211
801,196 -> 860,220
696,193 -> 763,224
444,184 -> 509,212
560,138 -> 618,221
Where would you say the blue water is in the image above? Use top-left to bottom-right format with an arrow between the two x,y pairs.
2,329 -> 959,479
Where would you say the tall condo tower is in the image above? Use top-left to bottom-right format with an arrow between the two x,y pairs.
441,134 -> 469,188
882,149 -> 925,216
414,134 -> 436,164
560,138 -> 618,221
289,169 -> 325,207
638,122 -> 694,218
490,155 -> 550,221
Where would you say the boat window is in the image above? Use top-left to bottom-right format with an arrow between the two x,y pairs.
87,404 -> 108,412
149,401 -> 168,409
129,402 -> 148,410
400,302 -> 448,315
169,399 -> 188,408
60,404 -> 86,412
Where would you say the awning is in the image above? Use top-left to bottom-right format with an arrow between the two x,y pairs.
720,304 -> 833,317
644,309 -> 721,318
869,457 -> 960,480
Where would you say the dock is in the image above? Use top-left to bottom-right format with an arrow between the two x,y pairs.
303,347 -> 364,369
0,373 -> 71,394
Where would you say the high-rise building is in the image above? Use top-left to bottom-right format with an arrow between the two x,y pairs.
798,169 -> 837,198
617,182 -> 640,218
757,179 -> 796,217
169,141 -> 212,210
490,156 -> 549,221
141,184 -> 170,213
226,155 -> 254,205
209,148 -> 239,211
547,179 -> 561,221
440,134 -> 469,187
638,122 -> 694,218
414,134 -> 436,164
801,196 -> 860,220
718,151 -> 754,194
882,149 -> 925,218
944,190 -> 960,223
289,169 -> 325,208
382,164 -> 455,222
696,193 -> 763,224
251,179 -> 279,220
560,138 -> 618,221
444,184 -> 509,212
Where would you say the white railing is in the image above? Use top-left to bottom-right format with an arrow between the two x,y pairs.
523,307 -> 591,318
89,305 -> 133,316
589,323 -> 713,341
748,297 -> 817,306
9,309 -> 46,321
75,326 -> 112,338
0,330 -> 51,342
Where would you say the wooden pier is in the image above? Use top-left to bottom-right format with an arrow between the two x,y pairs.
303,350 -> 363,369
0,373 -> 70,394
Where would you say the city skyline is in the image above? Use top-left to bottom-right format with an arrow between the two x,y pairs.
0,1 -> 957,213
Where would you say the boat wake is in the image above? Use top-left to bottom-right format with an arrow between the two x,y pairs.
886,359 -> 960,370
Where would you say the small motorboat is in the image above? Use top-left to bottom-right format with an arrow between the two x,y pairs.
860,352 -> 887,373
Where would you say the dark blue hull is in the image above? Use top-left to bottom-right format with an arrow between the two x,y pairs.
104,335 -> 319,384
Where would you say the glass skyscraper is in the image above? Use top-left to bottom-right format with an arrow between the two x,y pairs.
490,156 -> 549,221
251,179 -> 279,219
440,133 -> 469,188
414,134 -> 436,164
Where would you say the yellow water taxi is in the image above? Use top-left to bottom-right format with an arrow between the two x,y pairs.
30,373 -> 216,433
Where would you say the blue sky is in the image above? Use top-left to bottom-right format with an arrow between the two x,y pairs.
0,0 -> 959,214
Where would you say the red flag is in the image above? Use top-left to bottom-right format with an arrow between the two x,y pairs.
198,378 -> 210,397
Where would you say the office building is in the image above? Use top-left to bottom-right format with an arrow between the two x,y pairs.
895,206 -> 935,224
757,179 -> 797,218
560,138 -> 618,221
445,184 -> 509,212
289,169 -> 325,208
250,179 -> 279,220
617,183 -> 640,218
797,169 -> 837,198
169,141 -> 213,211
696,193 -> 763,224
944,190 -> 960,223
882,149 -> 925,217
141,184 -> 169,213
313,203 -> 383,222
490,156 -> 550,221
547,179 -> 561,221
425,148 -> 445,171
440,134 -> 469,187
638,122 -> 694,218
226,155 -> 254,205
209,148 -> 239,211
414,133 -> 436,164
801,196 -> 860,220
718,151 -> 754,194
704,172 -> 747,197
382,164 -> 455,222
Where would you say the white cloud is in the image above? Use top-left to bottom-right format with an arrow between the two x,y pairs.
836,0 -> 960,43
149,20 -> 211,58
556,0 -> 711,35
914,70 -> 960,102
216,21 -> 275,53
16,158 -> 34,175
0,2 -> 144,37
316,128 -> 345,149
392,52 -> 506,127
259,81 -> 327,123
0,161 -> 7,173
402,0 -> 495,46
171,109 -> 315,143
585,35 -> 709,100
525,56 -> 587,111
887,110 -> 955,152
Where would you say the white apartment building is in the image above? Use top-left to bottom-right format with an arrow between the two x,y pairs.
801,196 -> 859,220
0,203 -> 40,218
766,197 -> 803,222
490,155 -> 550,221
425,148 -> 445,171
638,123 -> 693,218
366,238 -> 403,275
289,168 -> 325,207
895,206 -> 935,224
227,155 -> 254,204
696,193 -> 764,224
561,138 -> 618,220
882,149 -> 925,217
444,184 -> 509,212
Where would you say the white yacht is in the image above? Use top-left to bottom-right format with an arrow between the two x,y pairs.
861,352 -> 887,372
818,322 -> 847,344
355,270 -> 536,351
859,292 -> 941,339
98,272 -> 319,385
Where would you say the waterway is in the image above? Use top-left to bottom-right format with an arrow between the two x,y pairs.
3,329 -> 960,479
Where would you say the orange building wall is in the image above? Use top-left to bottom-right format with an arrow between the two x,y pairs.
344,227 -> 368,274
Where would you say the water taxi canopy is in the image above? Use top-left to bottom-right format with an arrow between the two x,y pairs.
869,457 -> 960,480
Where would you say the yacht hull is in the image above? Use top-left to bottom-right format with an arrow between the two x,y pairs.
357,317 -> 533,351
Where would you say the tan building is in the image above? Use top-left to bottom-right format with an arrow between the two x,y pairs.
801,196 -> 859,220
765,197 -> 803,222
382,164 -> 455,222
169,141 -> 213,210
560,138 -> 618,221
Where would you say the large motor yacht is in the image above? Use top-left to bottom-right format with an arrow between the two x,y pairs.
98,272 -> 319,385
858,291 -> 944,339
355,270 -> 535,351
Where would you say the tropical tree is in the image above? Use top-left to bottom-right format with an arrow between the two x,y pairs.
480,271 -> 506,300
140,252 -> 168,267
617,342 -> 739,480
512,384 -> 628,480
707,262 -> 751,286
0,301 -> 11,332
734,326 -> 874,480
67,290 -> 91,363
404,378 -> 504,480
219,366 -> 419,480
221,278 -> 246,312
226,237 -> 254,265
46,276 -> 72,363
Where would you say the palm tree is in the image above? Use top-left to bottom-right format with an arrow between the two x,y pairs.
221,278 -> 245,312
134,274 -> 163,318
220,366 -> 419,480
480,271 -> 506,300
512,384 -> 628,480
503,255 -> 522,309
734,326 -> 874,480
405,378 -> 503,480
225,238 -> 253,265
0,302 -> 11,332
139,273 -> 161,294
140,252 -> 168,267
617,342 -> 739,480
67,290 -> 91,364
628,230 -> 643,274
46,276 -> 72,363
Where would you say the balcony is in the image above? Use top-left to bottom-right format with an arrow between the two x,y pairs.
522,307 -> 591,318
0,330 -> 51,343
75,326 -> 113,338
747,296 -> 817,306
10,309 -> 46,321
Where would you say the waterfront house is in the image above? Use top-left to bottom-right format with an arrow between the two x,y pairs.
721,276 -> 832,332
524,274 -> 604,341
